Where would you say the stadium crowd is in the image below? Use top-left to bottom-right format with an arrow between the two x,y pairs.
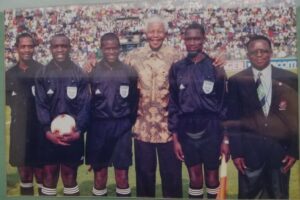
4,0 -> 296,68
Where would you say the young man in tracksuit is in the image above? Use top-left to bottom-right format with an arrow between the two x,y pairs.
34,33 -> 90,196
6,32 -> 43,195
86,32 -> 138,197
168,22 -> 229,199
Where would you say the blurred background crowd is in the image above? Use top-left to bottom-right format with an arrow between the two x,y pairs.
4,0 -> 296,68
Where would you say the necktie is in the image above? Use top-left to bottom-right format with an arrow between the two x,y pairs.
256,72 -> 268,116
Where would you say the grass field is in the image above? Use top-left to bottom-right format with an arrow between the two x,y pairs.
5,106 -> 300,199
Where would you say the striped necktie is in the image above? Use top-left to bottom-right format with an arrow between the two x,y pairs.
256,72 -> 268,116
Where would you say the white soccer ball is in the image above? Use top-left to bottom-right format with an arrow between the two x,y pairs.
50,114 -> 76,135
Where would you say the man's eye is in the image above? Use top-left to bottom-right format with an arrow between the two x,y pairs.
52,45 -> 69,48
20,45 -> 34,48
249,49 -> 270,56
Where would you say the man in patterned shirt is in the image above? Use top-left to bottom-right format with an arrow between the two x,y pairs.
124,16 -> 183,198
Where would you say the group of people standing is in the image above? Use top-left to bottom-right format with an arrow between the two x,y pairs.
6,15 -> 298,199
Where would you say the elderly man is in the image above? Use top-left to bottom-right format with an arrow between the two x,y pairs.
124,16 -> 183,198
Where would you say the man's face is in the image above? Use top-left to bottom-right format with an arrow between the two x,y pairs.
50,36 -> 71,63
101,39 -> 120,64
145,22 -> 166,51
16,37 -> 34,63
247,39 -> 272,71
184,29 -> 205,54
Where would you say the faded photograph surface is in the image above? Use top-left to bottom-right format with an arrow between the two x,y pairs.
4,0 -> 298,198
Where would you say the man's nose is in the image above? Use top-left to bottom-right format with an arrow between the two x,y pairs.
256,50 -> 263,56
24,46 -> 32,51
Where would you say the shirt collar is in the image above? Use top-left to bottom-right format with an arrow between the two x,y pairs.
145,43 -> 165,59
252,64 -> 272,80
99,59 -> 122,70
184,52 -> 208,65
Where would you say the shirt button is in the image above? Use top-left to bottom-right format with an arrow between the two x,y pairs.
264,123 -> 268,127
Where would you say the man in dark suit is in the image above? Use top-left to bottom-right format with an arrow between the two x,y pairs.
227,35 -> 298,199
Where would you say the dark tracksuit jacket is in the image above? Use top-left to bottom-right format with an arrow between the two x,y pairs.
6,60 -> 43,166
86,59 -> 139,165
168,53 -> 227,139
35,59 -> 90,163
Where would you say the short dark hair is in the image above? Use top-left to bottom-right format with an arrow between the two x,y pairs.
184,22 -> 205,36
100,32 -> 120,47
50,33 -> 71,46
246,35 -> 272,49
15,32 -> 36,47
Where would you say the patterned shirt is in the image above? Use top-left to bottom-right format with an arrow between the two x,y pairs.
124,44 -> 183,143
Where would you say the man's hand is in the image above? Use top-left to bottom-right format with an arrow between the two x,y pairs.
220,140 -> 230,162
83,58 -> 97,73
233,157 -> 247,174
172,134 -> 184,161
281,155 -> 296,173
46,131 -> 70,146
60,129 -> 80,143
211,49 -> 226,67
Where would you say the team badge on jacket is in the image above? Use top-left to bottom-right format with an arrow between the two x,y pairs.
31,86 -> 35,96
279,100 -> 287,111
67,86 -> 78,99
120,85 -> 129,98
202,80 -> 214,94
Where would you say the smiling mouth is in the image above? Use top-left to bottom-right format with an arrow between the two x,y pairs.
151,40 -> 162,44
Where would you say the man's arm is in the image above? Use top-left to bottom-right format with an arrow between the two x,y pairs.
73,72 -> 91,134
5,71 -> 12,106
129,67 -> 139,125
226,76 -> 248,173
226,76 -> 244,158
281,72 -> 298,172
34,68 -> 52,134
168,63 -> 180,134
215,66 -> 230,162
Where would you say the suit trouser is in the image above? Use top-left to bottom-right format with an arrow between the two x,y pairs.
236,134 -> 291,199
134,139 -> 182,198
238,166 -> 290,199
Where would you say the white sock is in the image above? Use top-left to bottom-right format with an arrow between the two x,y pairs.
116,187 -> 131,195
206,185 -> 220,195
41,186 -> 57,196
188,187 -> 204,197
63,185 -> 79,195
20,182 -> 33,188
92,187 -> 107,196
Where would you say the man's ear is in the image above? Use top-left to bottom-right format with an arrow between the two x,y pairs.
181,33 -> 185,40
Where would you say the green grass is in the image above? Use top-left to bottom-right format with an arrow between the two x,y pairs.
5,107 -> 300,199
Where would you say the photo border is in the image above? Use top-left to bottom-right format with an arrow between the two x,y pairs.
1,0 -> 300,199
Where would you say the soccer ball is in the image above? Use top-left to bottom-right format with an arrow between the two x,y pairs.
50,114 -> 76,135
